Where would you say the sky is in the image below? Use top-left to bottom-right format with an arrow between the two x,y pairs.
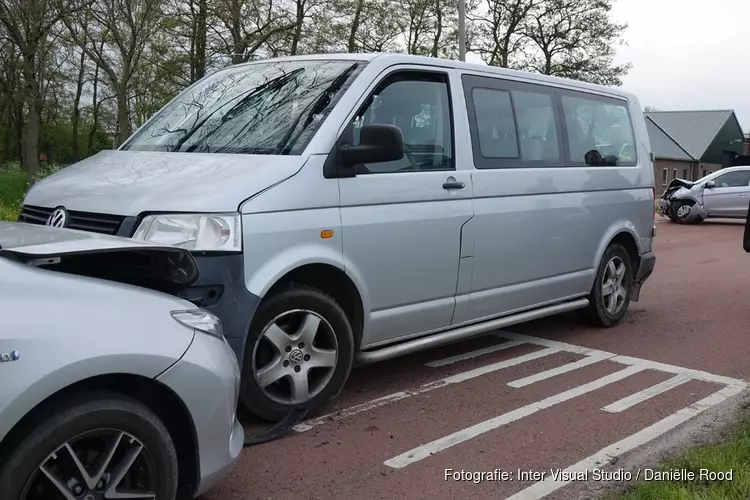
467,0 -> 750,132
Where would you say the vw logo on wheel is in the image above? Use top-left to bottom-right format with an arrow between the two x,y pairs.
46,207 -> 69,228
288,349 -> 304,366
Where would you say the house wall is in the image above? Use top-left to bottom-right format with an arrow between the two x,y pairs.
654,158 -> 696,194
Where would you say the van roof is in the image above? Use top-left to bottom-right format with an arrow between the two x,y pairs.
232,53 -> 638,102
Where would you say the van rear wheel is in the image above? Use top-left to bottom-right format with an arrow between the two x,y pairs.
240,285 -> 355,422
578,244 -> 633,327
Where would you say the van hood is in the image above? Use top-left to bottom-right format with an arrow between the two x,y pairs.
0,221 -> 198,295
23,150 -> 305,216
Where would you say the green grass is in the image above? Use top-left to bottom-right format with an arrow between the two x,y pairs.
615,418 -> 750,500
0,170 -> 27,222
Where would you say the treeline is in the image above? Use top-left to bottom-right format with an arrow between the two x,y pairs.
0,0 -> 629,179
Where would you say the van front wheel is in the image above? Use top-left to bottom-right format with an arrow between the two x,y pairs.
240,286 -> 355,422
578,244 -> 633,327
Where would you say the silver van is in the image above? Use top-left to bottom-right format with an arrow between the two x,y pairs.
19,53 -> 657,421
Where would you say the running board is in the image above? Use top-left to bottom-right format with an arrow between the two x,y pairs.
356,299 -> 589,364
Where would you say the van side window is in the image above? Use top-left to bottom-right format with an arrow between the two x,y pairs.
514,91 -> 560,162
561,94 -> 637,167
471,88 -> 519,159
463,74 -> 562,169
351,74 -> 453,173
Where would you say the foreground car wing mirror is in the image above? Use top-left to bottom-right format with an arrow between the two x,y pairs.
705,180 -> 716,189
339,124 -> 405,166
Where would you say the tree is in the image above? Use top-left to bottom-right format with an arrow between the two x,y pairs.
64,0 -> 163,145
0,0 -> 84,178
524,0 -> 630,85
469,0 -> 534,67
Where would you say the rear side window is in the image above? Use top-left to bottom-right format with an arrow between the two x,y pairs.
560,94 -> 637,166
463,74 -> 562,169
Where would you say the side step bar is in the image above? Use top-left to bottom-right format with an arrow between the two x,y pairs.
356,298 -> 589,364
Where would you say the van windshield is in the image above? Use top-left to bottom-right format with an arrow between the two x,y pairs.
121,60 -> 362,155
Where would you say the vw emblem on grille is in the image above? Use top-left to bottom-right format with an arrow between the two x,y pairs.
46,207 -> 69,228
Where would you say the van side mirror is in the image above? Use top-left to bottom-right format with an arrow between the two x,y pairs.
339,124 -> 405,166
705,180 -> 716,189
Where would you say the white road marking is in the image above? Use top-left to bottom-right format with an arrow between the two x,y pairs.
507,352 -> 614,388
610,355 -> 747,387
602,372 -> 694,413
497,331 -> 748,387
507,384 -> 747,500
384,365 -> 644,468
418,348 -> 561,389
293,391 -> 411,432
295,346 -> 561,433
426,340 -> 526,367
294,331 -> 747,435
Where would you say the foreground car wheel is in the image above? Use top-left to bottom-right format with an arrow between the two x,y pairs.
578,244 -> 633,327
0,393 -> 178,500
240,286 -> 355,422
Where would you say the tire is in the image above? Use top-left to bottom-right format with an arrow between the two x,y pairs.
672,200 -> 695,224
578,244 -> 634,327
0,392 -> 178,500
240,285 -> 355,422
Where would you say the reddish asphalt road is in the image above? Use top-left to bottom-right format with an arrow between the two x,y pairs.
202,218 -> 750,500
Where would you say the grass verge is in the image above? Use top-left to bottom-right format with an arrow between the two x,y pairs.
0,170 -> 27,221
616,417 -> 750,499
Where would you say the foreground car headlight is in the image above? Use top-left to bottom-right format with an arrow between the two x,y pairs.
133,213 -> 241,252
171,309 -> 224,339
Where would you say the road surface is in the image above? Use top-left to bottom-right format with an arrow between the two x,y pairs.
203,218 -> 750,500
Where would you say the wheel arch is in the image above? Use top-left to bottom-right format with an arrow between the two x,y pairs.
594,225 -> 641,274
261,263 -> 365,346
0,373 -> 199,498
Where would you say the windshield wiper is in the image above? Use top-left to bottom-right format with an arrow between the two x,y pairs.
176,68 -> 305,153
274,63 -> 358,155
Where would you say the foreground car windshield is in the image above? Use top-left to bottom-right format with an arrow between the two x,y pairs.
121,60 -> 362,155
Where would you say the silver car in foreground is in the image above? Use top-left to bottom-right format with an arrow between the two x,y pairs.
658,166 -> 750,223
0,222 -> 244,499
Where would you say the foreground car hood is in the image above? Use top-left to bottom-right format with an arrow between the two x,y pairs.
24,150 -> 305,215
0,221 -> 198,294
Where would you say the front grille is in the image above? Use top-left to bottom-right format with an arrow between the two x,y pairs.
18,205 -> 126,235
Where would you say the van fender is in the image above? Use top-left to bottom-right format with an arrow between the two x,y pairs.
244,243 -> 372,328
592,221 -> 642,272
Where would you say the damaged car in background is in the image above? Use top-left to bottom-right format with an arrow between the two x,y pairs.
657,166 -> 750,223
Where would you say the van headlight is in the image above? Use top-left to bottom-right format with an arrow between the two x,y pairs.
133,213 -> 241,252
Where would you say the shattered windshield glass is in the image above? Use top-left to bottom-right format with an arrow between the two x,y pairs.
121,60 -> 363,155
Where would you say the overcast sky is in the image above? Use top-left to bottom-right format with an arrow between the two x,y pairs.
612,0 -> 749,131
466,0 -> 749,132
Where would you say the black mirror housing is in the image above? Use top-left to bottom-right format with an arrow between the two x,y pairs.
340,124 -> 405,166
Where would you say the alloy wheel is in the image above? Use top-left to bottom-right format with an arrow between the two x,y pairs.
601,256 -> 628,315
21,430 -> 157,500
252,309 -> 339,405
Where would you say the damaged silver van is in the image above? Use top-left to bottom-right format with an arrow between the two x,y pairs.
658,166 -> 750,223
19,53 -> 657,421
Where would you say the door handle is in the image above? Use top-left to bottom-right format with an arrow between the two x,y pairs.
740,194 -> 748,197
443,181 -> 465,190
